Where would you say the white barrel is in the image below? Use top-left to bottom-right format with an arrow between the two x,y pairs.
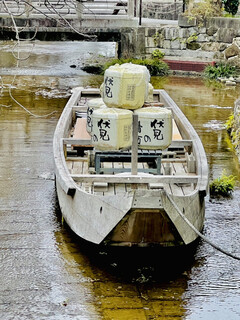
134,107 -> 172,150
92,107 -> 133,151
86,98 -> 106,133
101,63 -> 150,110
147,83 -> 154,102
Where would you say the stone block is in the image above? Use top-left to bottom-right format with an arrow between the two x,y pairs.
213,51 -> 225,60
216,28 -> 237,43
207,26 -> 218,36
227,56 -> 240,67
178,14 -> 196,27
178,28 -> 189,39
188,27 -> 199,35
233,37 -> 240,49
201,42 -> 220,52
198,27 -> 207,34
164,27 -> 179,40
170,39 -> 182,50
225,44 -> 240,59
197,34 -> 209,43
163,40 -> 171,49
146,27 -> 158,37
207,35 -> 216,42
219,43 -> 228,52
146,36 -> 156,48
209,17 -> 240,30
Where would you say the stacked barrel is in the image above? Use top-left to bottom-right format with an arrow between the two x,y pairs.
87,63 -> 172,151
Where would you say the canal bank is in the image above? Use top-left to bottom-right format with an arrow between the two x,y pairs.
0,41 -> 240,320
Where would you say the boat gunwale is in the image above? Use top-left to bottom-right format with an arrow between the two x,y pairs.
159,89 -> 208,195
53,86 -> 208,197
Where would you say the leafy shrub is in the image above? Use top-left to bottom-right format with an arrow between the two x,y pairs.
223,0 -> 239,15
210,170 -> 236,196
151,49 -> 165,60
204,62 -> 237,79
103,58 -> 169,76
185,0 -> 222,25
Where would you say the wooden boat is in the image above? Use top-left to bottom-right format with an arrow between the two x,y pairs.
53,87 -> 208,247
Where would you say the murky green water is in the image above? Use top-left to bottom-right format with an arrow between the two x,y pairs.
0,41 -> 240,320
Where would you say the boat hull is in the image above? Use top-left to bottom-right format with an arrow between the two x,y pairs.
56,178 -> 205,247
53,87 -> 208,248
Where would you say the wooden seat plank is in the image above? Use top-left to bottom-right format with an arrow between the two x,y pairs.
172,119 -> 182,140
73,118 -> 91,141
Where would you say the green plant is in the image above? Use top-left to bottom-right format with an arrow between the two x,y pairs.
210,170 -> 236,196
185,0 -> 222,25
151,49 -> 165,60
223,0 -> 239,15
186,33 -> 198,44
204,62 -> 237,79
152,31 -> 164,46
225,113 -> 235,132
103,58 -> 169,76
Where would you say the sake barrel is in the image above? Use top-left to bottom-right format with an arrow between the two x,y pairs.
92,107 -> 132,150
101,63 -> 150,110
147,83 -> 154,102
134,107 -> 172,150
86,98 -> 106,133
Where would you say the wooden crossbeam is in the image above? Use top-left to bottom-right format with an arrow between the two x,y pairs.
70,174 -> 199,184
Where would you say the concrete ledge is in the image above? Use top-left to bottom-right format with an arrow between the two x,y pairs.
80,16 -> 139,28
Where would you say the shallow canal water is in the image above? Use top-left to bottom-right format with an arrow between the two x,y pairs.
0,41 -> 240,320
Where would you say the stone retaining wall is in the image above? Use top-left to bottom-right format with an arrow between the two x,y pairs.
143,16 -> 240,65
229,99 -> 240,162
142,1 -> 182,20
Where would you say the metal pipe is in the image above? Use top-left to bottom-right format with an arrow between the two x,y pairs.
131,114 -> 138,175
139,0 -> 142,25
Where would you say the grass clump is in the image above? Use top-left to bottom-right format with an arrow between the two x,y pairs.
210,170 -> 236,196
204,62 -> 237,79
225,113 -> 235,133
103,58 -> 169,76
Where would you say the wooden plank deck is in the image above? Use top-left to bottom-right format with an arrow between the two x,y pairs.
65,98 -> 197,196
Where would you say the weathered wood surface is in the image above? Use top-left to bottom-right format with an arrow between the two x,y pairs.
53,87 -> 82,196
159,89 -> 209,194
53,87 -> 208,246
70,173 -> 199,184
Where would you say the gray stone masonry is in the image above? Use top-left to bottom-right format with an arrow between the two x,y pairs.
143,16 -> 240,65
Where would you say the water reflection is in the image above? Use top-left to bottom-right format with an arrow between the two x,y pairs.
55,217 -> 192,319
0,41 -> 116,77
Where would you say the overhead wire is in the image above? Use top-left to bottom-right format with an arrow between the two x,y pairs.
1,0 -> 57,117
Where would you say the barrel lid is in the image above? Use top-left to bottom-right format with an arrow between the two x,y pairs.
93,107 -> 133,119
87,98 -> 105,108
106,63 -> 150,78
134,106 -> 172,117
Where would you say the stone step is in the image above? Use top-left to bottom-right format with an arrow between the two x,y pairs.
164,59 -> 215,72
